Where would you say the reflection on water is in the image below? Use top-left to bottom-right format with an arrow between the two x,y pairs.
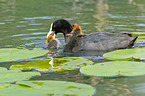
1,0 -> 145,95
28,23 -> 42,25
21,36 -> 45,40
26,29 -> 39,31
137,24 -> 145,26
24,16 -> 62,20
11,32 -> 47,37
134,83 -> 145,94
0,22 -> 5,24
16,25 -> 26,27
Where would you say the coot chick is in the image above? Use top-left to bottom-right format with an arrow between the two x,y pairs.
46,23 -> 61,49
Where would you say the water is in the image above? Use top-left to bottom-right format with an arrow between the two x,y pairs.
1,0 -> 145,95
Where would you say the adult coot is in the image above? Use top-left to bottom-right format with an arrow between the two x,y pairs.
46,19 -> 138,52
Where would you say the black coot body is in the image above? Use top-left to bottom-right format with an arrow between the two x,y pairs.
52,19 -> 138,52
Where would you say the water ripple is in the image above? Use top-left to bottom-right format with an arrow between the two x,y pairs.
134,83 -> 145,94
5,19 -> 15,21
26,29 -> 38,31
28,23 -> 42,25
0,23 -> 5,24
21,36 -> 45,40
102,14 -> 128,18
11,32 -> 47,37
82,23 -> 90,25
64,18 -> 74,20
137,24 -> 145,26
24,16 -> 61,20
113,25 -> 127,26
25,42 -> 36,46
16,25 -> 26,27
19,21 -> 25,23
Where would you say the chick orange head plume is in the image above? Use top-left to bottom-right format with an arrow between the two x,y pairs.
46,34 -> 54,44
72,23 -> 82,33
46,23 -> 55,44
73,23 -> 79,27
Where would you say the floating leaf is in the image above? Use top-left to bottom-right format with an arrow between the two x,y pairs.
103,48 -> 145,60
10,57 -> 93,72
0,67 -> 40,83
0,48 -> 48,62
0,80 -> 95,96
131,32 -> 145,36
80,61 -> 145,77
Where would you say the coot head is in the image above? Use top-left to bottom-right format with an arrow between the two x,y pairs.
52,19 -> 73,36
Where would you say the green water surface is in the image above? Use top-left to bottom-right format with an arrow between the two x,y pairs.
1,0 -> 145,95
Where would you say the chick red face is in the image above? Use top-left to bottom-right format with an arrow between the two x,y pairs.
73,23 -> 79,27
72,23 -> 81,33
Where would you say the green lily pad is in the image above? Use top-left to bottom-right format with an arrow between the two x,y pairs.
129,32 -> 145,43
0,48 -> 48,62
0,80 -> 95,96
0,67 -> 40,83
131,32 -> 145,36
10,57 -> 93,72
80,61 -> 145,77
103,48 -> 145,60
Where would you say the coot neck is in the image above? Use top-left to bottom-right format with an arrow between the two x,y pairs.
62,29 -> 70,41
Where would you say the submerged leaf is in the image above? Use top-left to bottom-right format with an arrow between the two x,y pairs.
0,67 -> 40,83
10,57 -> 93,72
103,48 -> 145,60
80,61 -> 145,77
0,48 -> 48,62
0,80 -> 95,96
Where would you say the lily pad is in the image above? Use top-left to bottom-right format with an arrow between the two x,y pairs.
0,48 -> 48,62
129,32 -> 145,43
80,61 -> 145,77
0,67 -> 40,83
10,57 -> 93,72
103,48 -> 145,60
0,80 -> 95,96
131,32 -> 145,36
